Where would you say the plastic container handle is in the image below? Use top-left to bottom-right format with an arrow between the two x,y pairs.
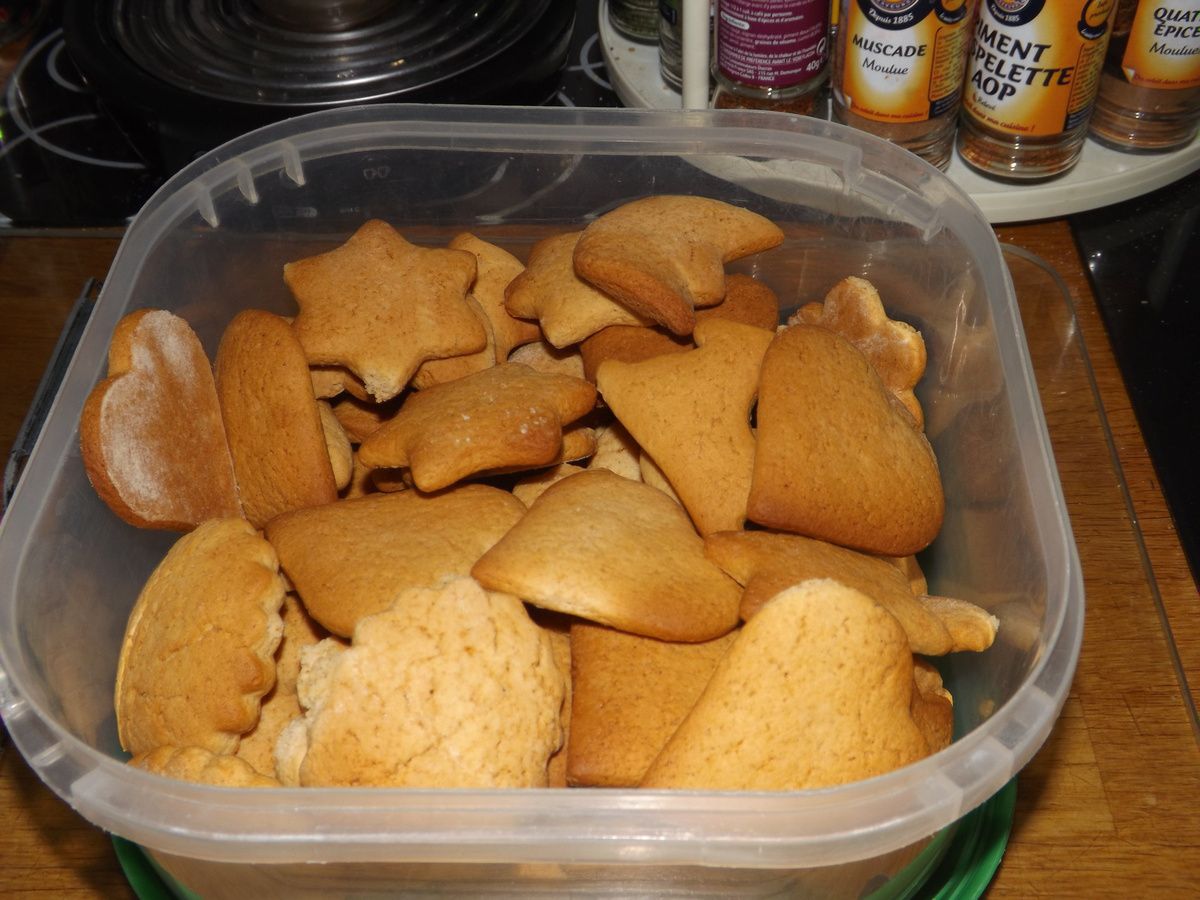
682,0 -> 709,109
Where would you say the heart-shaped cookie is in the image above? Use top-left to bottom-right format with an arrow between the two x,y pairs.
746,323 -> 944,556
79,309 -> 241,530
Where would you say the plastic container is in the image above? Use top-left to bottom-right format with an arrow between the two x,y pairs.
0,104 -> 1082,898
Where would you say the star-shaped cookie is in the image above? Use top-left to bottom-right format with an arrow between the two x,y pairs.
285,219 -> 485,402
356,362 -> 597,492
505,232 -> 651,348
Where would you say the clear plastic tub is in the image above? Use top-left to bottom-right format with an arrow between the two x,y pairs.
0,105 -> 1082,898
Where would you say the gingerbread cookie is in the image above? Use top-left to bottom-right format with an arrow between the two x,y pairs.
505,232 -> 651,348
472,469 -> 741,642
215,309 -> 339,528
130,747 -> 280,787
747,323 -> 944,556
598,318 -> 774,534
79,309 -> 241,531
640,579 -> 931,790
357,362 -> 596,492
573,196 -> 784,335
448,232 -> 541,360
286,219 -> 484,401
114,518 -> 285,756
264,485 -> 526,637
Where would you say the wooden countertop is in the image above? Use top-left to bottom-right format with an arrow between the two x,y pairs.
0,221 -> 1197,897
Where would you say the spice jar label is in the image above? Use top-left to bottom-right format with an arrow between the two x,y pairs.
962,0 -> 1119,136
838,0 -> 975,124
1120,1 -> 1200,89
716,0 -> 830,89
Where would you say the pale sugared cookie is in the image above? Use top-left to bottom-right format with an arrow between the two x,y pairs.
472,469 -> 741,642
586,420 -> 643,482
703,529 -> 960,655
79,308 -> 241,531
215,309 -> 339,528
568,622 -> 736,787
573,196 -> 784,335
505,232 -> 651,348
916,594 -> 999,653
598,318 -> 774,535
747,324 -> 944,556
448,232 -> 542,360
285,578 -> 564,788
264,485 -> 526,637
286,219 -> 484,401
791,277 -> 927,427
130,747 -> 280,787
640,579 -> 931,790
115,518 -> 285,756
356,362 -> 597,492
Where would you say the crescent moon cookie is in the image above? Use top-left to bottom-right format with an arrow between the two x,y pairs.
285,219 -> 485,402
114,518 -> 286,757
639,579 -> 932,791
356,362 -> 597,493
471,468 -> 742,643
746,323 -> 945,557
79,308 -> 241,531
215,310 -> 339,528
573,195 -> 785,335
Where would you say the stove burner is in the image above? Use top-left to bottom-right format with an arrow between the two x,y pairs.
106,0 -> 551,107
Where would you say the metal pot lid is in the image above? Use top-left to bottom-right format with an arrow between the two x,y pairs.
103,0 -> 553,107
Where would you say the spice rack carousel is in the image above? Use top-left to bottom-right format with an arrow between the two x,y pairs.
599,1 -> 1200,225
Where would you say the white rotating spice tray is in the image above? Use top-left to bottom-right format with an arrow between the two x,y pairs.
599,2 -> 1200,224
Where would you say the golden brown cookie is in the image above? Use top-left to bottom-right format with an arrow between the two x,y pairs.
129,747 -> 280,787
356,362 -> 597,492
746,323 -> 944,556
411,294 -> 497,390
911,658 -> 954,754
567,622 -> 736,787
598,318 -> 775,535
703,529 -> 957,655
573,196 -> 784,335
264,485 -> 526,637
511,462 -> 586,506
449,232 -> 542,360
578,274 -> 780,382
916,594 -> 999,653
309,364 -> 369,402
505,232 -> 651,348
507,338 -> 586,380
316,400 -> 353,491
639,579 -> 931,790
286,219 -> 484,401
791,277 -> 927,427
472,468 -> 741,642
215,309 -> 339,529
586,420 -> 643,482
114,518 -> 285,756
287,578 -> 564,788
329,393 -> 401,444
79,308 -> 241,531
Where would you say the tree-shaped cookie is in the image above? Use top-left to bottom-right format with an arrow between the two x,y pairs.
597,318 -> 775,535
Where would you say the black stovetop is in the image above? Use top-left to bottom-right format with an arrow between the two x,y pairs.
1071,172 -> 1200,586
